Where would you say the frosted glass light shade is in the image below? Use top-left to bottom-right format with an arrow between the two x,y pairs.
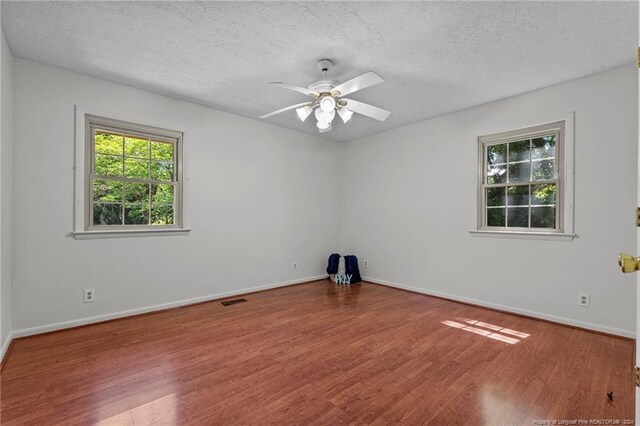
296,105 -> 313,122
320,96 -> 336,113
338,108 -> 353,123
315,108 -> 335,124
318,123 -> 332,133
316,120 -> 331,130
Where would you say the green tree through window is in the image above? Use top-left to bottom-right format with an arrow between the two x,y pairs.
479,122 -> 564,231
88,116 -> 182,229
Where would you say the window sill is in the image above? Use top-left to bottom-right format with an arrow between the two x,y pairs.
468,230 -> 575,241
72,228 -> 191,240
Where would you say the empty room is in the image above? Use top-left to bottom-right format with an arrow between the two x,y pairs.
0,1 -> 639,425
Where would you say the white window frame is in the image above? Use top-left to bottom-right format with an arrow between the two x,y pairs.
470,114 -> 575,241
73,107 -> 190,239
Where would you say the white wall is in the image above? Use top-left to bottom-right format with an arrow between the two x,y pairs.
7,58 -> 637,339
341,65 -> 638,336
11,59 -> 342,334
1,27 -> 14,355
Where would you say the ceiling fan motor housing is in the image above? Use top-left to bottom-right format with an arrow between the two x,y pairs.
308,79 -> 339,95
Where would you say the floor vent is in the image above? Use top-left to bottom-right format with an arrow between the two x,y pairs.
221,298 -> 248,306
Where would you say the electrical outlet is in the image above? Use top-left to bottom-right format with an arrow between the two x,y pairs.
578,292 -> 590,308
292,262 -> 298,271
364,260 -> 369,268
84,288 -> 96,303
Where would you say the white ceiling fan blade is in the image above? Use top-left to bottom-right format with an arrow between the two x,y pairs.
341,99 -> 391,121
268,82 -> 319,97
260,102 -> 312,119
332,71 -> 383,97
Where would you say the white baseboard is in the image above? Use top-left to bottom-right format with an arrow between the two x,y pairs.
1,331 -> 14,363
11,275 -> 328,340
363,276 -> 635,338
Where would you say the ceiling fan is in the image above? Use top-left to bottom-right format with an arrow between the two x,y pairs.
259,59 -> 391,133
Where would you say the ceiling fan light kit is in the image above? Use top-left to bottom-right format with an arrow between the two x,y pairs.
260,59 -> 391,133
338,108 -> 353,124
296,105 -> 313,122
320,96 -> 335,112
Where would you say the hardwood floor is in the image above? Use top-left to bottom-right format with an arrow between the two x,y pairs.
1,280 -> 634,425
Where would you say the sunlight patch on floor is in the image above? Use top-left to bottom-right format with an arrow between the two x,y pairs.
96,393 -> 178,425
441,318 -> 530,344
458,318 -> 531,339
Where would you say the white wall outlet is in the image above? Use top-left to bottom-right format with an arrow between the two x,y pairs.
578,292 -> 590,308
84,288 -> 96,303
364,260 -> 369,268
292,262 -> 298,271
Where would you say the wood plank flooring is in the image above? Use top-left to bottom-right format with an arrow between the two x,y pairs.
0,280 -> 634,425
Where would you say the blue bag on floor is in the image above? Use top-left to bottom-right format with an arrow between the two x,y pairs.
326,253 -> 341,274
344,255 -> 362,283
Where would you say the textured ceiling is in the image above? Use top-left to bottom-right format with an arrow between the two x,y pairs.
2,1 -> 637,142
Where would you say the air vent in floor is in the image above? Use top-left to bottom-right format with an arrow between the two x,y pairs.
221,298 -> 248,306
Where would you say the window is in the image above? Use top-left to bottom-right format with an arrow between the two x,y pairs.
85,115 -> 183,230
478,121 -> 564,232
